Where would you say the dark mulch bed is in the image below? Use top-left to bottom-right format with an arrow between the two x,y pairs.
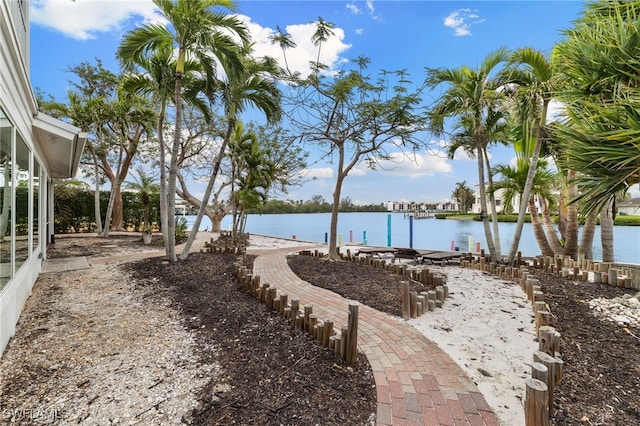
127,253 -> 376,425
531,270 -> 640,425
286,254 -> 433,317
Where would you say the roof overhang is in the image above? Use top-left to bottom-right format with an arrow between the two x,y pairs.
32,113 -> 87,179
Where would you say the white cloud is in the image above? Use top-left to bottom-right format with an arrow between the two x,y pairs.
355,28 -> 364,36
346,3 -> 361,15
302,167 -> 333,179
444,9 -> 484,37
356,150 -> 452,178
31,0 -> 162,40
366,0 -> 375,14
238,15 -> 351,78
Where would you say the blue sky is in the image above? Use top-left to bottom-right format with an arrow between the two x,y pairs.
30,0 -> 612,205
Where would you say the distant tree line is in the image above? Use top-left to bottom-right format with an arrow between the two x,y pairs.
247,195 -> 387,214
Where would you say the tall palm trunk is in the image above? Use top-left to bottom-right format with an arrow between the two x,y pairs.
483,146 -> 501,255
179,118 -> 235,260
579,208 -> 598,260
507,100 -> 549,264
476,142 -> 498,261
528,194 -> 554,257
539,196 -> 563,253
166,72 -> 184,262
158,102 -> 168,244
600,198 -> 615,262
563,170 -> 579,259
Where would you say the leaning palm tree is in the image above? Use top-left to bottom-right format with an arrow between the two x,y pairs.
426,47 -> 510,262
117,0 -> 249,262
179,47 -> 282,259
491,159 -> 557,257
502,47 -> 558,264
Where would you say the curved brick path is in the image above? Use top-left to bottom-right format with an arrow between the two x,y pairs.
250,247 -> 500,426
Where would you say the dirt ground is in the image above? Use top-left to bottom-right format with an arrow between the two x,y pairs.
1,234 -> 638,425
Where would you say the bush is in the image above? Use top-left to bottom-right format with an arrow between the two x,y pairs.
615,215 -> 640,226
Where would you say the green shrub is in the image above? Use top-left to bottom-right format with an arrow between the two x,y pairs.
615,215 -> 640,226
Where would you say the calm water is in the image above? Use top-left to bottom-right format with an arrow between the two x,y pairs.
185,212 -> 640,264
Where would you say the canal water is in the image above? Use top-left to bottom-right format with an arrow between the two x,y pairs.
184,212 -> 639,264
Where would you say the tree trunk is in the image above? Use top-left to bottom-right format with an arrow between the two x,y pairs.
476,143 -> 498,262
166,71 -> 184,262
540,196 -> 563,253
563,170 -> 579,259
90,149 -> 103,234
327,144 -> 346,261
506,100 -> 549,264
158,104 -> 169,246
111,186 -> 124,230
600,198 -> 615,262
483,146 -> 501,256
179,118 -> 234,260
579,208 -> 598,260
529,194 -> 553,257
175,170 -> 219,228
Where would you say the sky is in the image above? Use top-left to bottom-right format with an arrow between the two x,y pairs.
30,0 -> 628,206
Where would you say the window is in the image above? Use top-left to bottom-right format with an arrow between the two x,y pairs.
15,133 -> 30,271
33,160 -> 40,254
0,109 -> 13,289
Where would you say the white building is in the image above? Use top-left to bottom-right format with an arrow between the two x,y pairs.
1,1 -> 87,356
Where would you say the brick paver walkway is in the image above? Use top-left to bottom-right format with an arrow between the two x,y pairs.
250,247 -> 500,426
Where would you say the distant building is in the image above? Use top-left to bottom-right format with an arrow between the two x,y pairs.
1,1 -> 87,356
618,198 -> 640,216
385,200 -> 459,212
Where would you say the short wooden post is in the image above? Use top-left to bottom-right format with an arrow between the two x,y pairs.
401,281 -> 410,319
410,291 -> 418,318
304,304 -> 313,332
323,321 -> 333,348
290,299 -> 299,322
531,362 -> 549,385
308,314 -> 318,338
346,303 -> 359,365
525,378 -> 549,426
279,294 -> 288,315
534,350 -> 556,416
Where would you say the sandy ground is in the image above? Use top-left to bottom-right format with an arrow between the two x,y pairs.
406,266 -> 537,426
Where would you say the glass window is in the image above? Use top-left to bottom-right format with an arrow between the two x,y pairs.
33,160 -> 40,254
15,133 -> 30,271
0,109 -> 13,289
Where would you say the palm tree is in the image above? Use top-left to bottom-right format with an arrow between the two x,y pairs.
491,159 -> 557,257
502,47 -> 557,264
269,25 -> 297,76
118,44 -> 212,246
552,1 -> 640,262
446,108 -> 509,253
125,168 -> 159,236
426,48 -> 509,262
310,17 -> 335,72
179,47 -> 282,259
117,0 -> 249,262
